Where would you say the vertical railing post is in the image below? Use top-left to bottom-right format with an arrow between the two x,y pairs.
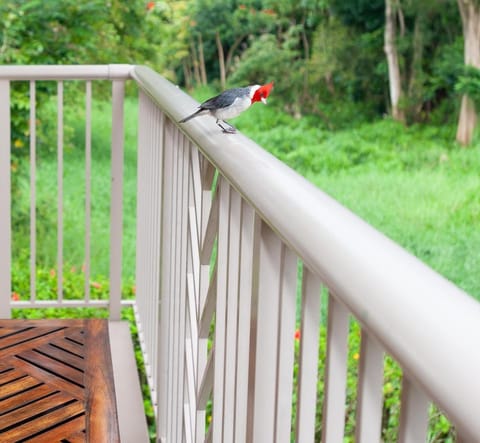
398,377 -> 429,443
321,294 -> 350,443
84,80 -> 92,303
295,267 -> 322,442
29,81 -> 37,302
57,81 -> 64,301
156,117 -> 173,442
110,79 -> 125,320
355,330 -> 384,443
0,80 -> 11,318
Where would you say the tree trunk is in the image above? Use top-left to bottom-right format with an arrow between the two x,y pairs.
190,41 -> 201,86
225,34 -> 247,75
198,34 -> 207,86
215,30 -> 226,90
384,0 -> 405,122
183,60 -> 192,89
456,0 -> 480,145
407,13 -> 424,121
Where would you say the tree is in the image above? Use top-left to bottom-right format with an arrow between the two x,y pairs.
456,0 -> 480,145
384,0 -> 405,122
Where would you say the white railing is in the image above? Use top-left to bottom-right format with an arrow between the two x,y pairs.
0,65 -> 132,318
132,66 -> 480,443
1,65 -> 480,443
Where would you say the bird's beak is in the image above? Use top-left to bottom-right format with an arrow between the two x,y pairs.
261,97 -> 267,105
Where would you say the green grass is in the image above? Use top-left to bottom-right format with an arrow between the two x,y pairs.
231,103 -> 480,300
12,92 -> 138,280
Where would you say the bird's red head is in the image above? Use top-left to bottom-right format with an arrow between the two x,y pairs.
251,82 -> 274,104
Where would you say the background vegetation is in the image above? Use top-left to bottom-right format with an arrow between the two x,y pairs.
2,0 -> 479,441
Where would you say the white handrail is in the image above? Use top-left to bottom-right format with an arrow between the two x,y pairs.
132,65 -> 480,441
0,64 -> 133,80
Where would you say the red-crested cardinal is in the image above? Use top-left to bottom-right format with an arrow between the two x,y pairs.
179,82 -> 274,133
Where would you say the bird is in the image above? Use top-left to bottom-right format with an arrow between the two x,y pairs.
179,82 -> 274,133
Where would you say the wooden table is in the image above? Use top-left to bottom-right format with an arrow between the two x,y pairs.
0,319 -> 119,442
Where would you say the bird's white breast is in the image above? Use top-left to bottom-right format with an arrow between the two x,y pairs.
212,96 -> 252,120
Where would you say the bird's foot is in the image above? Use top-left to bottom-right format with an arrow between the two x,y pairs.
222,127 -> 237,134
217,120 -> 236,134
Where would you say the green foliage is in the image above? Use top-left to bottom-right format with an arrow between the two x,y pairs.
0,0 -> 110,64
0,0 -> 164,66
329,0 -> 384,31
229,33 -> 302,111
455,65 -> 480,105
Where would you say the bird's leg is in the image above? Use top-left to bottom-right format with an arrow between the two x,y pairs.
216,119 -> 236,134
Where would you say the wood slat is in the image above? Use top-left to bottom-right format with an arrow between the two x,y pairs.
0,383 -> 56,415
0,327 -> 67,351
0,399 -> 84,441
0,375 -> 42,400
27,416 -> 85,443
0,368 -> 26,385
36,343 -> 84,370
62,429 -> 87,443
49,336 -> 84,357
0,391 -> 76,429
84,318 -> 120,442
13,357 -> 85,401
16,349 -> 84,387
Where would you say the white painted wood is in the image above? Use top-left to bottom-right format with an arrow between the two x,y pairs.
295,267 -> 321,443
109,79 -> 125,320
355,330 -> 384,443
275,248 -> 298,443
200,190 -> 219,265
168,125 -> 181,442
198,347 -> 214,408
57,81 -> 64,301
109,321 -> 149,443
199,267 -> 217,339
29,81 -> 36,302
321,294 -> 350,443
249,222 -> 283,443
134,65 -> 480,441
155,110 -> 172,443
222,189 -> 242,443
0,80 -> 11,318
0,64 -> 132,80
196,154 -> 213,443
174,131 -> 189,441
84,80 -> 92,303
398,377 -> 429,443
211,176 -> 230,443
233,202 -> 258,443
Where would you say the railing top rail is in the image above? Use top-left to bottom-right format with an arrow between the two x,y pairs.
132,65 -> 480,440
0,64 -> 133,80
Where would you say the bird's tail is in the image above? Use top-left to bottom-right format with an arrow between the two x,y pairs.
179,108 -> 204,123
